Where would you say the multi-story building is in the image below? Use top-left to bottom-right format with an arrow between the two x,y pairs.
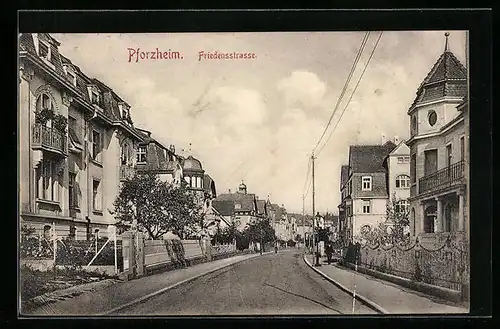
385,140 -> 411,231
212,182 -> 258,231
19,33 -> 145,241
406,34 -> 468,246
341,140 -> 397,242
338,165 -> 350,246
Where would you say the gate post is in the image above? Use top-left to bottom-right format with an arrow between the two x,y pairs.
133,232 -> 145,278
120,231 -> 135,280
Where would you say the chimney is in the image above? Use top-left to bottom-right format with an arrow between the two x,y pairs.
393,136 -> 400,144
381,133 -> 387,145
169,144 -> 175,154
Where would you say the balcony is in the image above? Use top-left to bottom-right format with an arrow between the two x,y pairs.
119,165 -> 136,181
418,160 -> 465,195
32,124 -> 68,155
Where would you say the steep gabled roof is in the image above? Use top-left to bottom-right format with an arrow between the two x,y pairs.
212,200 -> 235,216
256,200 -> 266,215
340,165 -> 349,189
349,141 -> 396,173
215,193 -> 256,212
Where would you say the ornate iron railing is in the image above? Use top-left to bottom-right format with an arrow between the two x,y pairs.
418,160 -> 464,194
32,124 -> 67,155
119,165 -> 136,181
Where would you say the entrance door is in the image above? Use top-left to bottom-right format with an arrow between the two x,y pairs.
424,149 -> 438,175
424,205 -> 436,233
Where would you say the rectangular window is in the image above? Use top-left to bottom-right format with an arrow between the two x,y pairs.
398,156 -> 410,164
460,136 -> 465,161
137,146 -> 147,163
361,176 -> 372,191
92,179 -> 102,211
446,144 -> 453,167
91,130 -> 101,162
36,159 -> 59,202
362,200 -> 371,214
410,154 -> 416,183
91,91 -> 100,105
68,116 -> 81,144
68,71 -> 77,86
68,172 -> 78,209
39,41 -> 50,60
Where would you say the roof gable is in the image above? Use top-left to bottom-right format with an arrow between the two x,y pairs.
349,141 -> 396,173
389,141 -> 410,156
215,193 -> 256,212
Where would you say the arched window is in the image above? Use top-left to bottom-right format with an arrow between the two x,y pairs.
36,93 -> 55,127
395,200 -> 410,214
396,174 -> 410,188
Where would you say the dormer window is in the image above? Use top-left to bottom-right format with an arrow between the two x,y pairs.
122,107 -> 129,120
39,40 -> 51,62
67,71 -> 77,87
91,91 -> 100,105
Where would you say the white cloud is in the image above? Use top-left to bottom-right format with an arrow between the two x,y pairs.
277,70 -> 327,110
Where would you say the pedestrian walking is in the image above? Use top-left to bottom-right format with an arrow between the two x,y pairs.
274,240 -> 278,253
325,242 -> 333,265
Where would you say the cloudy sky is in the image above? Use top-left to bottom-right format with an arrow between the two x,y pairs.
52,31 -> 467,214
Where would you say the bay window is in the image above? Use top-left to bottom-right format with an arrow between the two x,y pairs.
36,158 -> 60,202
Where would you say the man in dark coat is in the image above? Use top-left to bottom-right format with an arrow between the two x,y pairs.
325,242 -> 334,265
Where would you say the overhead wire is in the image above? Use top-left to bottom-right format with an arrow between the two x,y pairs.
316,31 -> 384,157
312,31 -> 370,154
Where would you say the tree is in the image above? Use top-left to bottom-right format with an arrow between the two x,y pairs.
213,219 -> 240,245
243,218 -> 276,244
113,172 -> 203,240
357,194 -> 410,245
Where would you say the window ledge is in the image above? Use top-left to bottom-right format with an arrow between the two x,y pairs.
91,158 -> 103,167
36,198 -> 61,207
92,210 -> 103,216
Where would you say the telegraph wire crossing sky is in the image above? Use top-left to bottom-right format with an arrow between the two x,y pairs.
52,31 -> 467,214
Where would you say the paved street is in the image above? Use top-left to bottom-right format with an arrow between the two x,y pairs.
112,250 -> 376,315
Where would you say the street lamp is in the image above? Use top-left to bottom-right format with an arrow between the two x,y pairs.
314,212 -> 322,267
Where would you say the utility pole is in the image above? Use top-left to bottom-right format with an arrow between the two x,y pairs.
312,152 -> 321,267
302,194 -> 305,252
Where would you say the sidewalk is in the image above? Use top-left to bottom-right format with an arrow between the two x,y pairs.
304,254 -> 468,314
24,251 -> 270,316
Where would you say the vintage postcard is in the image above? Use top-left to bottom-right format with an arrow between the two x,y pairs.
18,29 -> 471,316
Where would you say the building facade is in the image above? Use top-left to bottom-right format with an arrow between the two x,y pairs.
385,141 -> 411,232
212,182 -> 259,231
19,33 -> 145,241
340,141 -> 397,242
406,35 -> 468,247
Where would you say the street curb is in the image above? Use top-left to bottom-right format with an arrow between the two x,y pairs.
102,251 -> 273,315
303,254 -> 389,314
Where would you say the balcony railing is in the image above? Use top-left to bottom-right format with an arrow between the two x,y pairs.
418,160 -> 465,195
32,124 -> 67,155
119,165 -> 136,181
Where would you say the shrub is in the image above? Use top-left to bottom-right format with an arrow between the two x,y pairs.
52,114 -> 67,133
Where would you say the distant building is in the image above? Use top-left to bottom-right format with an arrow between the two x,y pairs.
340,140 -> 397,242
212,182 -> 259,231
407,34 -> 468,247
